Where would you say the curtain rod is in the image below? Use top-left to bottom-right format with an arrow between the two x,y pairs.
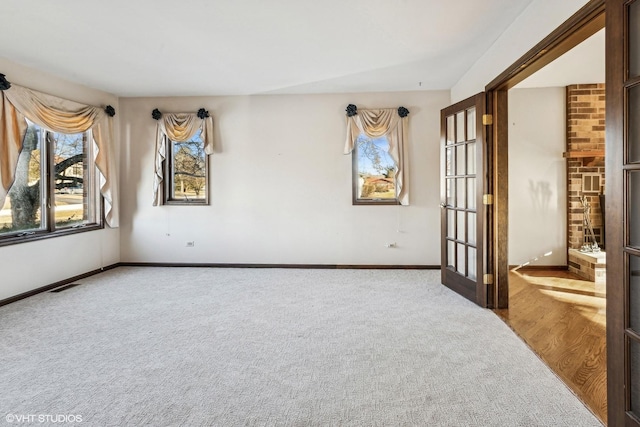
0,72 -> 116,117
152,108 -> 210,120
345,104 -> 410,118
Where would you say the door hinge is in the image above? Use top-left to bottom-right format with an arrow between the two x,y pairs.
483,274 -> 494,285
483,194 -> 494,205
482,114 -> 493,126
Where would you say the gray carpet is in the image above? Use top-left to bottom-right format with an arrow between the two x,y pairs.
0,267 -> 602,426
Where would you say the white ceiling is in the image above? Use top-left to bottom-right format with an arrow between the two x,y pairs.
0,0 -> 538,97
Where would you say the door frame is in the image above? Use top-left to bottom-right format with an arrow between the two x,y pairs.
484,0 -> 626,423
483,0 -> 605,309
605,0 -> 640,424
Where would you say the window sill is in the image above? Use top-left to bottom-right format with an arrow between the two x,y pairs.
352,199 -> 401,206
164,200 -> 209,206
0,223 -> 104,247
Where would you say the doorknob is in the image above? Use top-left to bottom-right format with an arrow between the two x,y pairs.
440,203 -> 446,208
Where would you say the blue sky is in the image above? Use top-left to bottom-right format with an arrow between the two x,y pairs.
357,135 -> 395,175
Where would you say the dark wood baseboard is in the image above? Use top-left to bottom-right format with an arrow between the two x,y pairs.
510,265 -> 568,271
120,262 -> 439,270
0,263 -> 439,307
0,264 -> 120,307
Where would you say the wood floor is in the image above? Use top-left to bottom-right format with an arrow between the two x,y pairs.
494,268 -> 607,424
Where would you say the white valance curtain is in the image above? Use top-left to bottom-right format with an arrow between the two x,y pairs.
0,84 -> 119,227
153,113 -> 214,206
344,108 -> 409,205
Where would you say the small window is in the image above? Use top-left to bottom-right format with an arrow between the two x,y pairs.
0,121 -> 101,243
352,133 -> 398,205
583,173 -> 601,193
165,129 -> 209,205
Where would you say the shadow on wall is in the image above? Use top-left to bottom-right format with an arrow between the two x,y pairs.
510,178 -> 565,266
529,180 -> 552,213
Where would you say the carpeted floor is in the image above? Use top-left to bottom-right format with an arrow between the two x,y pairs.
0,267 -> 602,426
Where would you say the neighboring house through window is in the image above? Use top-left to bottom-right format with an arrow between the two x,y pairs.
344,106 -> 410,206
353,133 -> 399,204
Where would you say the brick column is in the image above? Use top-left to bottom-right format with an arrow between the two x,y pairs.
566,83 -> 605,250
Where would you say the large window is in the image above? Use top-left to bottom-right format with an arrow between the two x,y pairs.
165,129 -> 208,205
0,121 -> 100,243
353,133 -> 398,204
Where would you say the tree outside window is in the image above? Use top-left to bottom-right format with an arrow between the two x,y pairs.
0,121 -> 100,242
353,133 -> 398,204
166,129 -> 208,204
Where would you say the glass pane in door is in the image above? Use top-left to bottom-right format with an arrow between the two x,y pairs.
456,145 -> 466,175
456,178 -> 466,208
467,108 -> 476,141
468,247 -> 477,280
631,1 -> 640,78
456,112 -> 465,143
446,115 -> 455,145
447,240 -> 455,267
446,179 -> 454,206
467,142 -> 476,174
447,209 -> 455,238
446,147 -> 454,175
467,178 -> 476,210
457,243 -> 466,275
631,255 -> 640,333
630,85 -> 640,163
457,211 -> 466,241
630,339 -> 640,416
630,171 -> 640,247
468,212 -> 476,246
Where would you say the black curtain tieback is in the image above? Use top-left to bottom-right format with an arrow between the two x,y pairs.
197,108 -> 210,119
398,106 -> 409,118
0,73 -> 11,90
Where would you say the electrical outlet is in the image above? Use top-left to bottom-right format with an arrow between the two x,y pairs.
186,241 -> 195,247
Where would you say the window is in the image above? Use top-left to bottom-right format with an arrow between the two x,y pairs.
344,106 -> 409,206
582,173 -> 601,193
352,133 -> 398,204
0,121 -> 101,243
165,129 -> 208,205
152,110 -> 213,206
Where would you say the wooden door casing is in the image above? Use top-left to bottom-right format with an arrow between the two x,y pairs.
606,1 -> 640,425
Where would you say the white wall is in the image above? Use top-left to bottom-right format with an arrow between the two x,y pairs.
119,92 -> 448,265
516,29 -> 605,89
508,87 -> 566,266
451,0 -> 590,103
0,58 -> 121,301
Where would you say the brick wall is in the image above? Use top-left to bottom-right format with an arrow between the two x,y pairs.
566,83 -> 605,250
